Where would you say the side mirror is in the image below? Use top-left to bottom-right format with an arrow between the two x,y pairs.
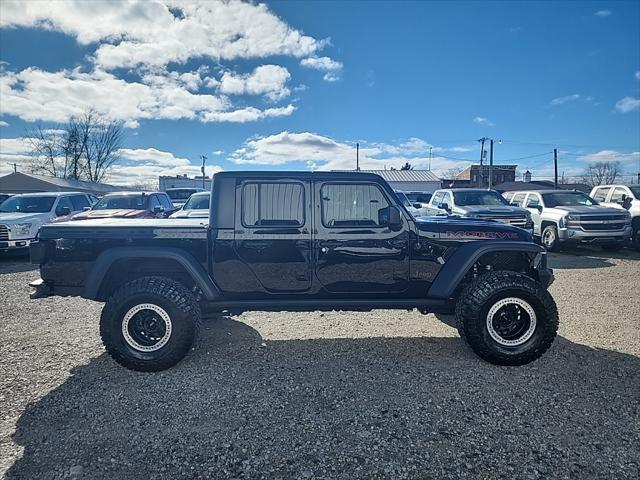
536,205 -> 543,212
153,205 -> 164,214
413,203 -> 422,209
440,202 -> 450,212
509,202 -> 519,207
83,206 -> 91,211
622,196 -> 632,210
58,206 -> 71,217
387,205 -> 402,229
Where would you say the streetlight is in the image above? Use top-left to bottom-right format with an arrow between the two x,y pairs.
477,138 -> 501,189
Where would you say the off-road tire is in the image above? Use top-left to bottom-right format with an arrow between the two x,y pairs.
455,271 -> 558,366
541,224 -> 560,252
100,276 -> 201,372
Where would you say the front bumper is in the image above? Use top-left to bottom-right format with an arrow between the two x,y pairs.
0,238 -> 32,252
558,225 -> 632,244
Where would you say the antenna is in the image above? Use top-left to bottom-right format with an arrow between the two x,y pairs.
356,143 -> 360,171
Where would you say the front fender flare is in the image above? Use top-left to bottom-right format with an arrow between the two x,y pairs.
428,241 -> 545,299
83,247 -> 220,301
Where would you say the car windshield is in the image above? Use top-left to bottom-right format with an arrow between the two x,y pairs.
93,195 -> 147,210
0,195 -> 56,213
453,190 -> 508,206
394,192 -> 412,208
183,194 -> 210,210
630,186 -> 640,198
406,192 -> 431,203
167,189 -> 200,201
542,192 -> 597,207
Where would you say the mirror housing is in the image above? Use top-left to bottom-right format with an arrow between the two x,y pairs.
536,205 -> 543,212
387,205 -> 402,229
413,203 -> 422,209
622,195 -> 632,210
153,206 -> 164,214
83,206 -> 91,211
440,202 -> 451,213
58,206 -> 71,217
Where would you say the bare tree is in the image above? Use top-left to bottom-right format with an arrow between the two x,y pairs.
440,166 -> 465,179
400,162 -> 413,170
584,161 -> 622,187
27,110 -> 122,183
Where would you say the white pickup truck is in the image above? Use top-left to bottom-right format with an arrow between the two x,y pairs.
0,192 -> 96,253
590,184 -> 640,251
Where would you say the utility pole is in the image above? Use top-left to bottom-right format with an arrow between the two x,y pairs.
11,163 -> 18,173
428,146 -> 432,171
488,139 -> 494,190
356,143 -> 360,171
200,155 -> 207,189
553,148 -> 558,189
477,137 -> 487,188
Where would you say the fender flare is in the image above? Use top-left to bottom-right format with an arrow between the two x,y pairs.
428,241 -> 545,299
83,247 -> 221,301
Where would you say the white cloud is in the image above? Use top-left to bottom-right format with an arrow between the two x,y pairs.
0,120 -> 8,127
473,116 -> 495,127
594,10 -> 612,17
322,72 -> 341,82
201,105 -> 295,123
549,93 -> 581,106
229,131 -> 469,174
578,150 -> 640,167
300,56 -> 343,71
0,1 -> 326,70
0,137 -> 33,176
218,65 -> 291,101
615,96 -> 640,113
211,150 -> 224,155
117,148 -> 191,167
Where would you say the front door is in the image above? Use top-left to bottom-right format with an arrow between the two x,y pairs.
524,193 -> 542,236
234,180 -> 312,293
314,181 -> 410,295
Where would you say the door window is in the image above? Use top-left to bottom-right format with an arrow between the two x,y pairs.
242,182 -> 304,227
592,187 -> 611,202
55,196 -> 74,216
431,191 -> 444,205
511,193 -> 526,206
609,187 -> 628,203
321,183 -> 390,227
441,192 -> 453,207
150,195 -> 162,210
525,195 -> 540,208
158,194 -> 173,210
70,195 -> 90,211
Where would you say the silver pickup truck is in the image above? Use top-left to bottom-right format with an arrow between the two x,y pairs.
504,190 -> 632,251
590,184 -> 640,252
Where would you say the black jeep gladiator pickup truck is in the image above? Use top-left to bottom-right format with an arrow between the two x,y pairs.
29,171 -> 557,371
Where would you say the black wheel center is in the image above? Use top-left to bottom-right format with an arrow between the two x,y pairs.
492,304 -> 531,340
128,310 -> 167,346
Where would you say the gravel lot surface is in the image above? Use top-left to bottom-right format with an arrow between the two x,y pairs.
1,248 -> 639,479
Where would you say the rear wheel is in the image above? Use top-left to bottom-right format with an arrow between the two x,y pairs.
541,224 -> 560,251
100,276 -> 200,372
455,271 -> 558,366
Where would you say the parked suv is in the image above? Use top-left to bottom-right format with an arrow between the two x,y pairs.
505,190 -> 632,251
426,188 -> 533,233
0,192 -> 94,252
67,191 -> 177,220
590,185 -> 640,251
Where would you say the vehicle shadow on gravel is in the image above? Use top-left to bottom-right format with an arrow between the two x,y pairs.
7,317 -> 640,480
0,256 -> 37,274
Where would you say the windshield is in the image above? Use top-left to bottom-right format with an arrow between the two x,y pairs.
167,189 -> 200,200
453,190 -> 508,206
93,195 -> 147,210
542,192 -> 597,207
630,186 -> 640,198
0,196 -> 56,213
406,192 -> 432,203
183,194 -> 210,210
395,192 -> 412,208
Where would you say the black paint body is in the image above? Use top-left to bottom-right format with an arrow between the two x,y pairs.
30,172 -> 549,313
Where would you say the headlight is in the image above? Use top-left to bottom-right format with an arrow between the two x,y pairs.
558,216 -> 568,228
566,214 -> 580,222
13,223 -> 32,236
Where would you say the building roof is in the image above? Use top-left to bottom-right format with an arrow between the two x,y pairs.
0,172 -> 123,194
351,169 -> 440,182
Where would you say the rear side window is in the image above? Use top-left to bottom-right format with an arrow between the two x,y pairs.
150,195 -> 161,210
511,193 -> 526,206
321,183 -> 390,227
70,195 -> 90,211
592,187 -> 611,202
525,195 -> 540,208
431,191 -> 444,205
609,187 -> 627,203
242,182 -> 304,227
55,196 -> 74,216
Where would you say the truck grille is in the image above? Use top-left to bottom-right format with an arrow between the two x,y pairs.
577,214 -> 628,231
0,225 -> 8,241
477,215 -> 529,227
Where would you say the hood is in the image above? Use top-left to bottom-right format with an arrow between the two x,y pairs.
415,215 -> 532,242
454,205 -> 529,216
0,212 -> 51,223
70,209 -> 148,220
169,209 -> 209,219
551,205 -> 625,215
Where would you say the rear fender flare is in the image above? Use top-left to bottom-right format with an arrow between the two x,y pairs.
428,241 -> 545,299
84,247 -> 220,301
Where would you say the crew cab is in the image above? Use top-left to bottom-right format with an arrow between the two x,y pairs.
0,192 -> 95,252
426,188 -> 533,233
29,172 -> 558,371
590,184 -> 640,251
505,190 -> 632,251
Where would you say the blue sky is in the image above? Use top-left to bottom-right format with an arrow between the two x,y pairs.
0,0 -> 638,185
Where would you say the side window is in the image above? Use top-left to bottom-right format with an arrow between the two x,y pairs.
442,192 -> 453,207
511,193 -> 526,206
159,194 -> 173,210
503,192 -> 513,202
88,195 -> 99,205
609,187 -> 627,203
592,187 -> 611,202
55,196 -> 74,216
70,195 -> 90,211
321,183 -> 389,227
431,191 -> 444,205
150,195 -> 162,210
242,182 -> 304,227
525,195 -> 540,208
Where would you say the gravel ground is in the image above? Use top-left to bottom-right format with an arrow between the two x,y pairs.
1,248 -> 639,479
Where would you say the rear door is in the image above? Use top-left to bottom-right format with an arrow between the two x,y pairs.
314,180 -> 410,295
234,179 -> 312,292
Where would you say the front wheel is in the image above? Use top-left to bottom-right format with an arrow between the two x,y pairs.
100,276 -> 201,372
541,225 -> 560,251
455,271 -> 558,366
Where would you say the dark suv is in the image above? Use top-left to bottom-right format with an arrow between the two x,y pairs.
29,171 -> 558,371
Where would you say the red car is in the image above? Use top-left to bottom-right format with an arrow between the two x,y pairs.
68,192 -> 177,220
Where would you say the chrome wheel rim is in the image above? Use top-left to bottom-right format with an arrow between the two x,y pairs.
122,303 -> 172,352
486,297 -> 537,347
542,229 -> 555,248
